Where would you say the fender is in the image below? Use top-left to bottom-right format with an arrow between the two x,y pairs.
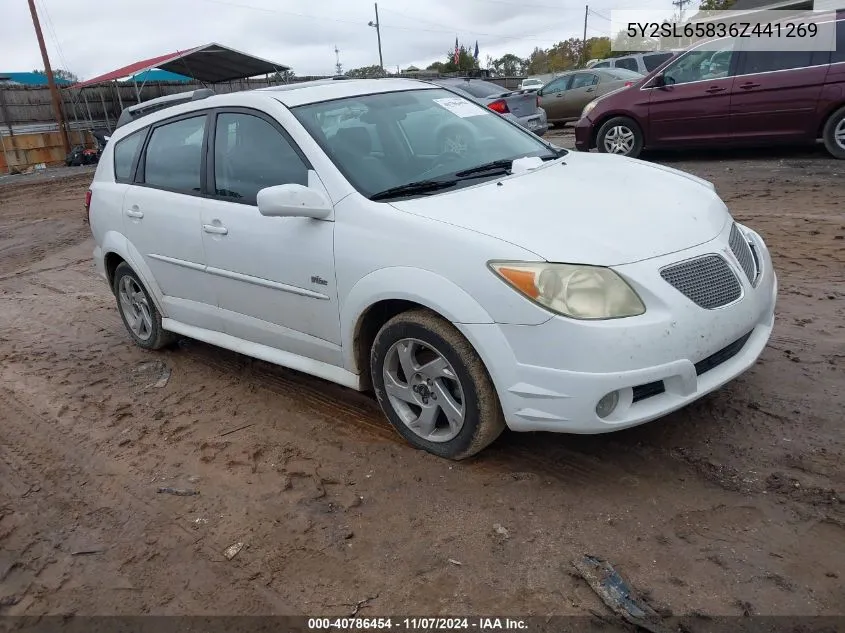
340,266 -> 495,373
100,230 -> 168,317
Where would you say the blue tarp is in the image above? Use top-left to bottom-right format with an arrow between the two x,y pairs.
128,69 -> 192,83
0,72 -> 73,86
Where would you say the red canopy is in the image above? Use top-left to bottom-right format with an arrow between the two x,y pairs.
70,43 -> 289,88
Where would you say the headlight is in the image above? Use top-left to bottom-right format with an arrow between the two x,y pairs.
581,99 -> 598,120
490,262 -> 645,320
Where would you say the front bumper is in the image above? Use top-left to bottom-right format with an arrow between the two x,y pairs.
460,222 -> 777,434
574,116 -> 593,151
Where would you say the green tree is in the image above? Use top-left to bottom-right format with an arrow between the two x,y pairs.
345,65 -> 386,78
490,53 -> 527,76
32,68 -> 78,83
272,69 -> 296,82
442,45 -> 479,73
584,37 -> 612,62
699,0 -> 735,9
426,61 -> 446,72
526,47 -> 550,75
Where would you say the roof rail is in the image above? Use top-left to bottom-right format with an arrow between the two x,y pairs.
191,88 -> 215,101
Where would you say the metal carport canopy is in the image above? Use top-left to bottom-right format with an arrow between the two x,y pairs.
70,43 -> 290,88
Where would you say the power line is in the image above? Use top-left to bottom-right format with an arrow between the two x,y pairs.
588,9 -> 612,21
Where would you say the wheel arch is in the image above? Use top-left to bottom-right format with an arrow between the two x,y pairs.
99,231 -> 167,316
817,100 -> 845,139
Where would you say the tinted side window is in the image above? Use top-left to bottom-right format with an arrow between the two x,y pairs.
143,116 -> 206,193
833,19 -> 845,64
615,57 -> 639,72
592,61 -> 610,68
570,73 -> 599,89
740,50 -> 815,74
113,130 -> 144,182
214,112 -> 308,205
544,76 -> 572,92
644,52 -> 673,72
663,41 -> 737,85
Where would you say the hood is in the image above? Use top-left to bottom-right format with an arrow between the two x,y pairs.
390,151 -> 729,266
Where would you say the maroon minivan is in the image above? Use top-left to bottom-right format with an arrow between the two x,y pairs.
575,12 -> 845,159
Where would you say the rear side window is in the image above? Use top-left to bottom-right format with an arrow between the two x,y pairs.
570,73 -> 599,89
834,19 -> 845,64
142,115 -> 206,193
615,57 -> 639,72
643,52 -> 673,72
740,50 -> 815,74
113,130 -> 145,182
213,112 -> 308,205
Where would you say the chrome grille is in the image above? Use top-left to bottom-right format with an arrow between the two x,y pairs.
660,255 -> 742,309
729,223 -> 757,284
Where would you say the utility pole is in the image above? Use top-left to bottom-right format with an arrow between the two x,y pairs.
672,0 -> 691,22
334,45 -> 343,76
581,4 -> 589,66
368,3 -> 384,73
27,0 -> 70,155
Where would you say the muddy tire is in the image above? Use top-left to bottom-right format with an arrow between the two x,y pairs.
822,105 -> 845,160
596,116 -> 644,158
113,263 -> 175,350
370,309 -> 505,460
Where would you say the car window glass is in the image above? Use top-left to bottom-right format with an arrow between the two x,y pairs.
663,40 -> 736,85
615,57 -> 639,72
605,68 -> 644,80
213,112 -> 308,205
570,73 -> 599,89
592,61 -> 610,68
835,19 -> 845,63
313,105 -> 384,153
643,52 -> 673,71
545,76 -> 571,92
143,115 -> 205,193
113,129 -> 144,182
449,81 -> 503,98
740,49 -> 815,74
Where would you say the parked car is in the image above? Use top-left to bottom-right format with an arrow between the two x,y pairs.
435,83 -> 549,139
519,77 -> 545,91
575,15 -> 845,159
432,78 -> 549,136
589,51 -> 678,75
538,68 -> 643,124
89,77 -> 777,460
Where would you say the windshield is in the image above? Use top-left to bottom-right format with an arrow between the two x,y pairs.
292,88 -> 560,200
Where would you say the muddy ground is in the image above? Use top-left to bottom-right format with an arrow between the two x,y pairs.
0,135 -> 843,619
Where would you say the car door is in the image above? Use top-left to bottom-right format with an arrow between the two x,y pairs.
200,108 -> 341,366
729,46 -> 830,143
538,75 -> 573,121
121,113 -> 221,331
557,72 -> 601,119
647,39 -> 739,146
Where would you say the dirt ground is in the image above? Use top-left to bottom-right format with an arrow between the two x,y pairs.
0,136 -> 843,619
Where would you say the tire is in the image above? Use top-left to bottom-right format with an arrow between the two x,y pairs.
821,105 -> 845,160
112,263 -> 175,350
370,309 -> 506,460
596,116 -> 644,158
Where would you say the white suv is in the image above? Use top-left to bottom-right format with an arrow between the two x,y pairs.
88,78 -> 777,460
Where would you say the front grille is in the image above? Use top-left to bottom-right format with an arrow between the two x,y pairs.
631,330 -> 753,404
660,255 -> 742,309
694,330 -> 752,375
729,223 -> 757,284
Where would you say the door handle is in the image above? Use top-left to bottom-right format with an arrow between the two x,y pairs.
203,224 -> 228,235
739,82 -> 761,90
704,86 -> 726,94
125,207 -> 144,219
586,87 -> 595,92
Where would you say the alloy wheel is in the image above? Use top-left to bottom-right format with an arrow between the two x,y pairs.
381,338 -> 466,443
835,118 -> 845,152
603,125 -> 636,155
118,275 -> 153,342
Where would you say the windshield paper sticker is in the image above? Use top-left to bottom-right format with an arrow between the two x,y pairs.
433,97 -> 484,118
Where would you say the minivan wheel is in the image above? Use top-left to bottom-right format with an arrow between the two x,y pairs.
822,105 -> 845,159
113,263 -> 174,350
370,309 -> 505,460
596,116 -> 644,158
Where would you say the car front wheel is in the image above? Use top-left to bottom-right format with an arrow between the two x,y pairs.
822,105 -> 845,159
596,116 -> 644,158
370,309 -> 505,460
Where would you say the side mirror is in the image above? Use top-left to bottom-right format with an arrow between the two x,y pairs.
257,184 -> 332,220
652,74 -> 666,88
537,88 -> 544,97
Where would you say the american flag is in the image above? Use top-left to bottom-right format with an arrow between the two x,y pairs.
453,37 -> 460,64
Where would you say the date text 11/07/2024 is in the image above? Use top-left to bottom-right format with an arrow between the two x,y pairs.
307,617 -> 529,631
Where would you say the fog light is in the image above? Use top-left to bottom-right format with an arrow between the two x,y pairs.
596,391 -> 619,418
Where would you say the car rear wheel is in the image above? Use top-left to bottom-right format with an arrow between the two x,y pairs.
113,263 -> 174,350
370,309 -> 505,460
822,105 -> 845,159
596,116 -> 644,158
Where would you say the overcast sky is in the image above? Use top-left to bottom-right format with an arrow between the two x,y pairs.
3,0 -> 667,80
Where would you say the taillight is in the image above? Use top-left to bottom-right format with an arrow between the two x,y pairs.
624,81 -> 634,87
85,189 -> 92,223
488,99 -> 509,114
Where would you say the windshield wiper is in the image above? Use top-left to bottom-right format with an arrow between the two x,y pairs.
370,179 -> 457,201
453,159 -> 514,178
